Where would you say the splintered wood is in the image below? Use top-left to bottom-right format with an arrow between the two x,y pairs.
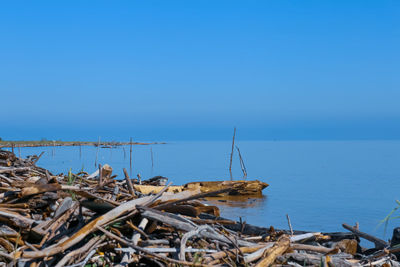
0,149 -> 398,266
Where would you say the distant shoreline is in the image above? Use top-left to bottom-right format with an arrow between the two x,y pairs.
0,140 -> 166,148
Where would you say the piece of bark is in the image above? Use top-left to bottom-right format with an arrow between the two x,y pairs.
334,239 -> 358,255
53,197 -> 73,218
80,199 -> 116,213
20,183 -> 61,197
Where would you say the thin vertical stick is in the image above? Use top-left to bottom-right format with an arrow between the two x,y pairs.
98,164 -> 103,185
150,146 -> 154,171
18,145 -> 21,158
130,137 -> 133,176
79,144 -> 82,159
236,146 -> 247,179
229,127 -> 236,180
123,168 -> 135,196
286,214 -> 294,236
95,137 -> 100,168
11,143 -> 14,154
123,147 -> 126,160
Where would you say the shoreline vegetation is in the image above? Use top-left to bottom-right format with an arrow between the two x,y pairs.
0,149 -> 399,266
0,140 -> 166,148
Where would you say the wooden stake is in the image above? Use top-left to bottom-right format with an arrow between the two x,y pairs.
95,137 -> 100,168
229,127 -> 236,180
150,146 -> 154,171
130,137 -> 133,176
123,168 -> 135,196
286,214 -> 293,236
98,164 -> 103,185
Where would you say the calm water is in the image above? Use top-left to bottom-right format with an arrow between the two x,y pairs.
7,141 -> 400,244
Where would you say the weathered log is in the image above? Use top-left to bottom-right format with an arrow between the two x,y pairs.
291,243 -> 336,254
255,235 -> 290,267
0,167 -> 31,174
243,243 -> 274,263
0,210 -> 36,229
0,224 -> 19,237
21,183 -> 61,197
154,187 -> 232,210
342,223 -> 387,249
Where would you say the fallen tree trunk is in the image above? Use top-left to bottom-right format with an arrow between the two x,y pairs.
342,223 -> 387,249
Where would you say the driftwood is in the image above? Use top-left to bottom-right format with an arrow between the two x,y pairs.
203,244 -> 266,263
0,148 -> 398,266
278,252 -> 356,267
0,210 -> 36,229
342,223 -> 388,249
23,183 -> 171,259
137,205 -> 255,247
255,235 -> 290,267
244,243 -> 274,263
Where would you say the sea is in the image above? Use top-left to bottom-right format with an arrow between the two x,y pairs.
6,140 -> 400,246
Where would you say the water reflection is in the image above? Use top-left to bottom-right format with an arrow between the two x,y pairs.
204,194 -> 267,209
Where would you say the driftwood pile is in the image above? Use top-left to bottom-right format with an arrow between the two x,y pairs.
0,149 -> 399,266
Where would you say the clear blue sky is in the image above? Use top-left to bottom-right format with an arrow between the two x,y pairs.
1,1 -> 399,141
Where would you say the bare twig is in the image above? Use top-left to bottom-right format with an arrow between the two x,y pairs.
229,127 -> 236,180
236,145 -> 247,179
286,214 -> 293,236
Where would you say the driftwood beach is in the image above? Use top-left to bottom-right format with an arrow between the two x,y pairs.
0,148 -> 399,266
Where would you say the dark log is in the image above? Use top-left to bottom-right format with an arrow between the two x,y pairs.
342,223 -> 388,249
